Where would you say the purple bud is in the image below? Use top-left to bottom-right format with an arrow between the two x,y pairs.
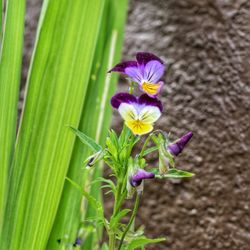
130,169 -> 155,187
168,131 -> 193,156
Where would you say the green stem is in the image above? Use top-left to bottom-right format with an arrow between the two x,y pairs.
118,193 -> 140,250
109,232 -> 115,250
139,133 -> 154,159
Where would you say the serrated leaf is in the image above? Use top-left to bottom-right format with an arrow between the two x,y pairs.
70,126 -> 102,152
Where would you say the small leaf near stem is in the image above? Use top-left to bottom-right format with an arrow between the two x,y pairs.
118,193 -> 141,250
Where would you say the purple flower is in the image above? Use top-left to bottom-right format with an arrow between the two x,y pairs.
130,169 -> 155,187
167,132 -> 193,156
108,52 -> 165,98
111,92 -> 163,135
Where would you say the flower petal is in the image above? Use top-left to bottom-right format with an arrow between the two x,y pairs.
118,103 -> 138,122
139,105 -> 161,124
124,66 -> 144,83
126,120 -> 153,135
141,81 -> 163,97
143,60 -> 165,83
111,92 -> 137,109
136,52 -> 164,65
130,169 -> 155,187
138,94 -> 163,112
108,60 -> 137,73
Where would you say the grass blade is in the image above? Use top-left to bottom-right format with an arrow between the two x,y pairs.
47,0 -> 128,249
1,1 -> 105,249
0,0 -> 26,233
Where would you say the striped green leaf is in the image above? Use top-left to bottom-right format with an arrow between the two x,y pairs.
1,1 -> 105,249
0,0 -> 26,233
47,1 -> 128,249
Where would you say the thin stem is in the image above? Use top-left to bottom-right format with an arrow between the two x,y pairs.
139,134 -> 154,159
118,193 -> 140,250
109,179 -> 122,249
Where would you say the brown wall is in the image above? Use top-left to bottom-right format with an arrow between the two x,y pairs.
115,0 -> 250,249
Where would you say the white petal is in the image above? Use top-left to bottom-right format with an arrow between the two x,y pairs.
138,105 -> 161,123
118,103 -> 138,122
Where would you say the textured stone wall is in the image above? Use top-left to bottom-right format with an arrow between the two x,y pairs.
116,1 -> 250,249
23,1 -> 250,249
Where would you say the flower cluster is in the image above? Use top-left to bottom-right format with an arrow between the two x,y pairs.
109,52 -> 164,135
108,52 -> 194,193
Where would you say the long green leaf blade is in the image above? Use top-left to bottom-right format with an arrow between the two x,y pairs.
1,1 -> 105,249
0,0 -> 26,233
47,1 -> 128,249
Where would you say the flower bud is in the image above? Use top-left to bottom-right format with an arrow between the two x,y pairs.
167,131 -> 193,156
84,150 -> 104,168
130,169 -> 155,187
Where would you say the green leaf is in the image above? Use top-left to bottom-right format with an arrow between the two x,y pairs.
70,126 -> 102,152
47,1 -> 128,249
155,168 -> 195,178
110,209 -> 131,229
126,237 -> 166,250
0,0 -> 26,233
1,1 -> 105,249
142,146 -> 158,156
94,177 -> 117,194
65,177 -> 104,220
101,243 -> 109,250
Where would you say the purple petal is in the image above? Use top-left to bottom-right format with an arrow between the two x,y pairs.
124,66 -> 144,83
136,52 -> 164,66
111,92 -> 137,109
130,169 -> 155,187
108,61 -> 137,73
143,60 -> 165,83
138,94 -> 163,112
168,131 -> 193,156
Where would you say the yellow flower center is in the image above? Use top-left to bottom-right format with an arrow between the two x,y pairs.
141,82 -> 161,95
126,120 -> 153,135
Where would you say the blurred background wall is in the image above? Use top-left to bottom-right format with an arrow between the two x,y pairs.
24,1 -> 250,249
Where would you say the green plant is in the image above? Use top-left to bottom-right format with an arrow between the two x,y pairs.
69,52 -> 195,249
0,0 -> 127,249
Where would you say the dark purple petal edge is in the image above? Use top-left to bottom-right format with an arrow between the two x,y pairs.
136,52 -> 164,65
138,94 -> 163,112
110,92 -> 137,109
108,61 -> 137,73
